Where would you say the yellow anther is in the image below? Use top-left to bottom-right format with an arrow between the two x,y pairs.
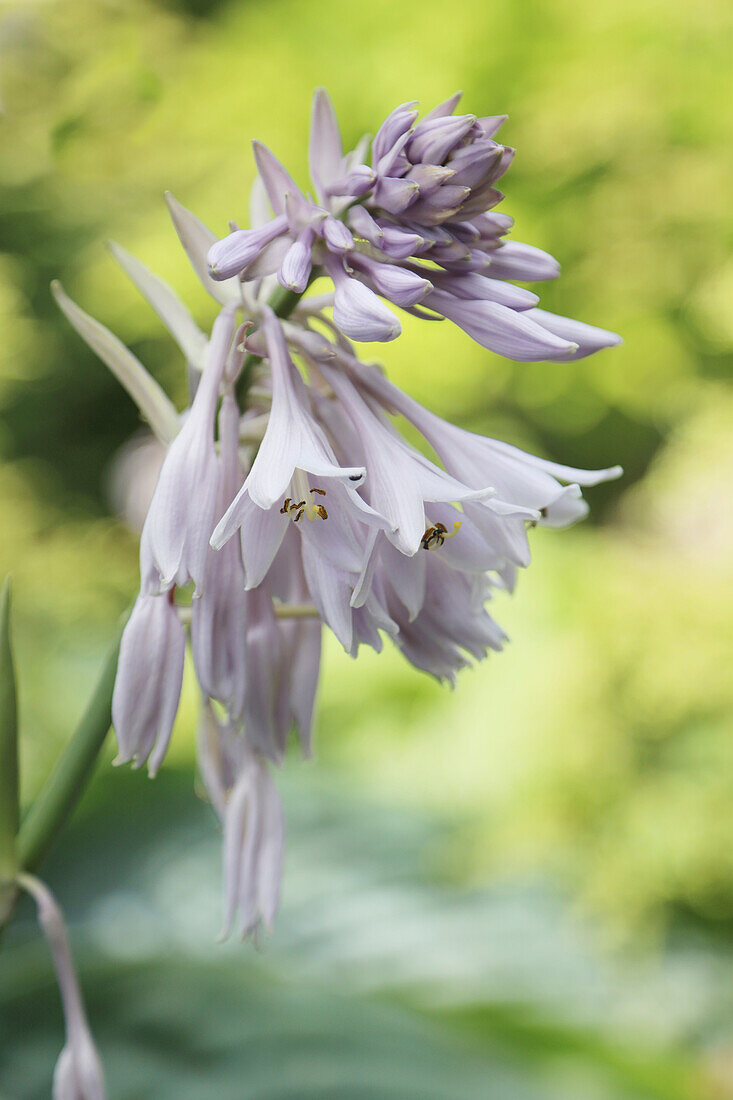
281,487 -> 328,523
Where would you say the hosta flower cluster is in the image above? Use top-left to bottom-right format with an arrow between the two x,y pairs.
56,89 -> 620,941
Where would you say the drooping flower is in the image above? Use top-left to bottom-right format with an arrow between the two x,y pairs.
140,303 -> 238,595
197,704 -> 284,940
190,387 -> 249,721
54,86 -> 623,953
20,875 -> 106,1100
112,590 -> 186,776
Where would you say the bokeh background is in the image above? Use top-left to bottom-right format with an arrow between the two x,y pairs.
1,0 -> 732,1096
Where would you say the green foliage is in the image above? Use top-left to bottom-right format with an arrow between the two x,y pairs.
1,768 -> 723,1098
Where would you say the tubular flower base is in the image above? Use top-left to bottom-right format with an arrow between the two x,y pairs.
56,88 -> 621,938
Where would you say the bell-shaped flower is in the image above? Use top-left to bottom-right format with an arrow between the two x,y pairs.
261,529 -> 322,755
387,557 -> 507,685
20,875 -> 106,1100
190,390 -> 248,721
341,353 -> 621,531
140,304 -> 237,594
321,364 -> 495,556
211,308 -> 365,551
197,705 -> 284,940
112,590 -> 186,776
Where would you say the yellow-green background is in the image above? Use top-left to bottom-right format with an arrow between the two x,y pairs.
0,0 -> 732,1096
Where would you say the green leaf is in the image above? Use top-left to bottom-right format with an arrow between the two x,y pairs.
0,576 -> 19,886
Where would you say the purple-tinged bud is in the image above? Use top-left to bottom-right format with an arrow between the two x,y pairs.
207,214 -> 288,280
375,128 -> 413,177
252,140 -> 309,219
112,591 -> 185,776
405,163 -> 456,196
428,240 -> 474,263
407,113 -> 477,164
326,256 -> 401,343
372,175 -> 420,215
326,164 -> 376,197
278,226 -> 316,292
470,211 -> 514,239
486,240 -> 561,281
458,183 -> 505,216
321,214 -> 354,254
424,289 -> 579,361
426,268 -> 539,310
475,114 -> 508,138
405,184 -> 471,225
351,254 -> 432,308
308,86 -> 343,203
422,91 -> 464,121
447,141 -> 504,188
524,308 -> 623,360
373,223 -> 424,260
347,203 -> 384,246
371,102 -> 418,166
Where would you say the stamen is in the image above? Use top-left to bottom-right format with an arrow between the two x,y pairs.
281,484 -> 328,523
420,520 -> 461,550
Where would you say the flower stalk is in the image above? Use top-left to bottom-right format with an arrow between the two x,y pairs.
235,282 -> 306,408
0,577 -> 19,928
16,623 -> 124,878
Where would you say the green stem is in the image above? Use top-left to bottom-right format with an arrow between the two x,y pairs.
235,282 -> 308,408
16,621 -> 124,875
0,577 -> 19,930
0,577 -> 19,886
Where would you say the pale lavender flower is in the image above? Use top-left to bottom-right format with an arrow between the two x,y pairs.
20,875 -> 105,1100
334,350 -> 621,550
197,704 -> 284,939
54,86 -> 623,952
112,590 -> 186,776
387,558 -> 507,684
140,304 -> 238,595
190,388 -> 248,721
320,362 -> 495,556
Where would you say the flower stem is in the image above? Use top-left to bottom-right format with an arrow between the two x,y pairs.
0,578 -> 19,886
0,577 -> 19,930
274,603 -> 320,619
16,620 -> 125,876
235,283 -> 307,409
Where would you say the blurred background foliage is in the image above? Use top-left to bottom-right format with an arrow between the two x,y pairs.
0,0 -> 731,1095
